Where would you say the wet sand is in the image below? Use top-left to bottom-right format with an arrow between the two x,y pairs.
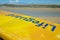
39,17 -> 60,24
0,7 -> 60,24
1,7 -> 60,11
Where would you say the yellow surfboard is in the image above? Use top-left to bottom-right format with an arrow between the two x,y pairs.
0,10 -> 60,40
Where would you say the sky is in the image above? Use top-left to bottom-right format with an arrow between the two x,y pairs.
0,0 -> 60,4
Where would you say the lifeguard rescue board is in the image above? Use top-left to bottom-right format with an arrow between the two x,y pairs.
0,10 -> 60,40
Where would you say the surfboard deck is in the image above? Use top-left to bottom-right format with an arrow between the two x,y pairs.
0,10 -> 60,40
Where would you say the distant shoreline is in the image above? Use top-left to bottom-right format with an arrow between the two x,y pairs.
0,4 -> 60,8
